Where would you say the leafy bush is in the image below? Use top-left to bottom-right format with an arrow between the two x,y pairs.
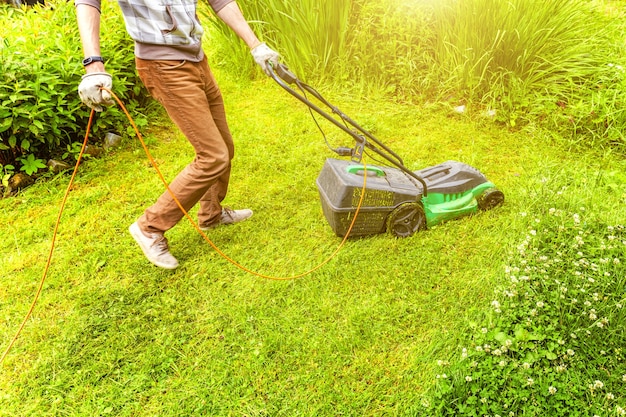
0,0 -> 149,173
427,208 -> 626,416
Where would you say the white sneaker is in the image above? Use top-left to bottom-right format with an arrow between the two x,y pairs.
199,208 -> 253,231
129,222 -> 179,270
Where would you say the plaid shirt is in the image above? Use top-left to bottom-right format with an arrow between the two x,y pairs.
75,0 -> 233,61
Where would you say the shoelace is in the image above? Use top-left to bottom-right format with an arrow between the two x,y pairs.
151,235 -> 170,253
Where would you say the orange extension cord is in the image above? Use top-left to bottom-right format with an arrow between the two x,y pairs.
0,89 -> 368,365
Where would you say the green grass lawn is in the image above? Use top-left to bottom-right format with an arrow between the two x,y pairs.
1,73 -> 625,416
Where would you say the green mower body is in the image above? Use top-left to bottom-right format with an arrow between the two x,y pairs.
316,158 -> 504,238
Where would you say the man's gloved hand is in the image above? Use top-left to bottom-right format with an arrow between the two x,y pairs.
78,72 -> 113,112
251,42 -> 280,76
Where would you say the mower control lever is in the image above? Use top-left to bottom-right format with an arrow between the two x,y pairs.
274,63 -> 298,84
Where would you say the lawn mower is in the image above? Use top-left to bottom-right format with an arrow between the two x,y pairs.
268,63 -> 504,238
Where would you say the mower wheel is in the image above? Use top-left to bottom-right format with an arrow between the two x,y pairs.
477,188 -> 505,211
386,202 -> 426,238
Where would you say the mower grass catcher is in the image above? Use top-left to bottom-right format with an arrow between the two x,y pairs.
269,64 -> 504,238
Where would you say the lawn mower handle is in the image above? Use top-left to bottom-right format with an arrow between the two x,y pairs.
268,63 -> 429,195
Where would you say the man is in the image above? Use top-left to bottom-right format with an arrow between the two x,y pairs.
75,0 -> 280,270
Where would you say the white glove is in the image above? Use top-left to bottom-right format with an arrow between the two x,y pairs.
78,72 -> 113,112
251,42 -> 280,76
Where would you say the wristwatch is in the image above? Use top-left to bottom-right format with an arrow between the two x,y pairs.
82,56 -> 105,66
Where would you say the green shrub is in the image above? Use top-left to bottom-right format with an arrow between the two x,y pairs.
0,0 -> 149,173
427,208 -> 626,416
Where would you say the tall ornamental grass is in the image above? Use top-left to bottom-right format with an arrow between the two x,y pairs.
429,0 -> 626,150
202,0 -> 352,82
204,0 -> 626,152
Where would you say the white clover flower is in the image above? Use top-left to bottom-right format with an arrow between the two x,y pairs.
536,301 -> 545,308
548,386 -> 557,395
480,397 -> 487,404
465,376 -> 472,382
505,339 -> 513,347
493,349 -> 502,356
594,380 -> 604,389
522,362 -> 531,369
567,349 -> 575,356
614,258 -> 621,265
617,405 -> 626,416
481,327 -> 488,334
527,378 -> 534,386
499,360 -> 507,367
622,374 -> 626,382
556,365 -> 567,373
606,392 -> 615,400
461,348 -> 468,358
